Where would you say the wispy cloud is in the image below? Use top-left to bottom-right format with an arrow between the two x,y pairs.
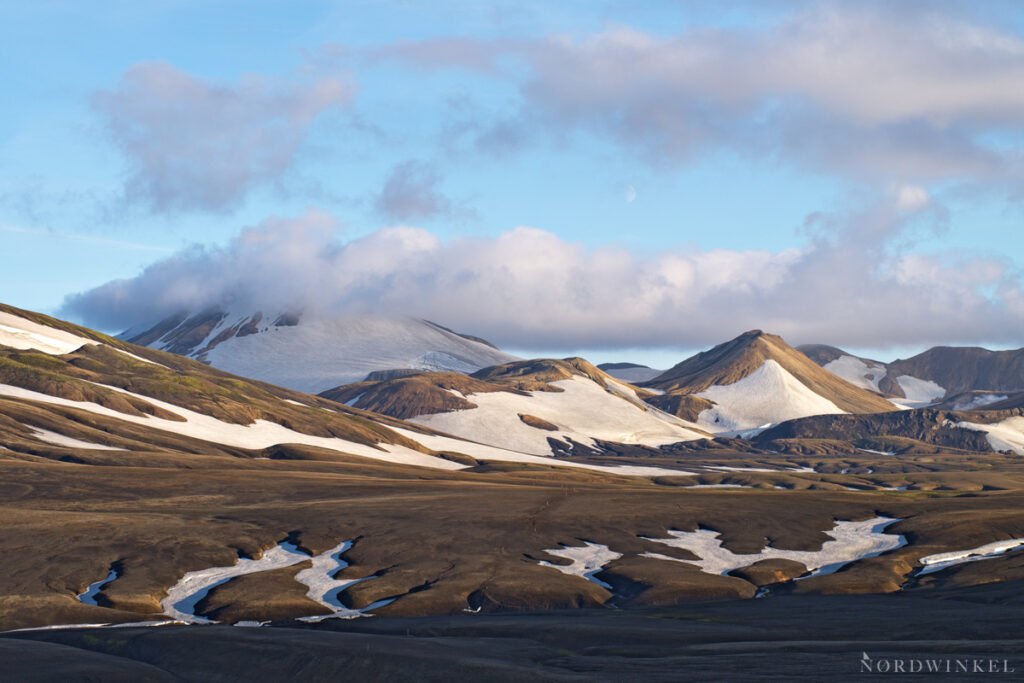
2,224 -> 172,253
93,62 -> 354,213
370,4 -> 1024,186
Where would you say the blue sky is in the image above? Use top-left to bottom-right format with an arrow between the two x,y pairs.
3,1 -> 1023,366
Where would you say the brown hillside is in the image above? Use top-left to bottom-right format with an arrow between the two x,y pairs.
645,330 -> 897,415
881,346 -> 1024,397
320,357 -> 647,420
319,372 -> 519,420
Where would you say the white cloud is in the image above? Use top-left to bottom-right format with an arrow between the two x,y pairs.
62,199 -> 1024,350
93,62 -> 354,212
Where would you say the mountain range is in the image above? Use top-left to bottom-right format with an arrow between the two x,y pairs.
4,299 -> 1024,638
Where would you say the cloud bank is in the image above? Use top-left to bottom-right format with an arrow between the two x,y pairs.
374,4 -> 1024,185
62,202 -> 1024,350
94,62 -> 353,212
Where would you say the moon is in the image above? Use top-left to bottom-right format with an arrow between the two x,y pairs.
624,184 -> 637,203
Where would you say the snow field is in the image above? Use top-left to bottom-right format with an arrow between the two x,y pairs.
410,376 -> 705,456
823,355 -> 887,392
895,375 -> 946,403
695,360 -> 846,433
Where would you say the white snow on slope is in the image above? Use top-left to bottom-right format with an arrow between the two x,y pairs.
410,376 -> 705,456
0,382 -> 693,477
823,355 -> 887,392
388,426 -> 697,477
895,375 -> 945,403
158,313 -> 517,394
641,517 -> 905,577
0,383 -> 463,471
955,417 -> 1024,454
0,311 -> 95,355
162,543 -> 312,624
0,311 -> 164,367
538,542 -> 622,589
918,538 -> 1024,575
29,427 -> 123,451
695,360 -> 846,433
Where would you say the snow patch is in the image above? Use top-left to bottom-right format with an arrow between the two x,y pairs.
858,448 -> 896,456
695,360 -> 846,433
642,517 -> 905,577
30,427 -> 123,451
538,542 -> 622,589
895,375 -> 945,403
0,312 -> 96,355
918,538 -> 1024,576
823,356 -> 887,392
955,417 -> 1024,454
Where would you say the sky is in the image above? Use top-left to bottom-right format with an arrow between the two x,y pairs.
2,0 -> 1023,367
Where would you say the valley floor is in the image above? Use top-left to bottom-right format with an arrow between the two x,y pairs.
3,587 -> 1023,681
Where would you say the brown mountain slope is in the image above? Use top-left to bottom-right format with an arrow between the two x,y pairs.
644,330 -> 897,415
320,372 -> 521,420
880,347 -> 1024,397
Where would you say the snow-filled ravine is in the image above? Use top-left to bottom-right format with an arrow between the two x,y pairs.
641,517 -> 905,577
294,540 -> 393,622
409,375 -> 706,456
538,542 -> 622,589
158,541 -> 390,624
917,538 -> 1024,576
694,360 -> 846,433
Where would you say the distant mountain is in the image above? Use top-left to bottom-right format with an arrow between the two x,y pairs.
122,309 -> 517,394
596,362 -> 663,383
798,344 -> 1024,403
322,357 -> 709,456
642,331 -> 897,432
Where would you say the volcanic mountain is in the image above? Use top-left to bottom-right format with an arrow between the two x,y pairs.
642,331 -> 898,432
799,343 -> 1024,403
322,357 -> 708,456
122,308 -> 517,394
